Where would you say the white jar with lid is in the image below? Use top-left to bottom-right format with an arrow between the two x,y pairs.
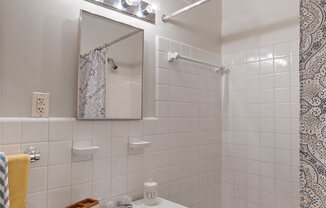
143,179 -> 158,206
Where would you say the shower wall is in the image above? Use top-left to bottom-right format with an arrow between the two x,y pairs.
220,0 -> 300,207
222,42 -> 299,208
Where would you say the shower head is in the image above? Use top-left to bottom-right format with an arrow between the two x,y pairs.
108,58 -> 118,70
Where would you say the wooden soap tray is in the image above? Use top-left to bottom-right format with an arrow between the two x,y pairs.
66,198 -> 99,208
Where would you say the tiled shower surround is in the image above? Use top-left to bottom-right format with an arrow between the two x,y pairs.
0,37 -> 222,208
221,41 -> 300,208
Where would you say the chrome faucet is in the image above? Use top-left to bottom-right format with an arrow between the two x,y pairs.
106,196 -> 133,208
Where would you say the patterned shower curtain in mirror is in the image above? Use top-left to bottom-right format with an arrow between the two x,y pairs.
78,49 -> 107,119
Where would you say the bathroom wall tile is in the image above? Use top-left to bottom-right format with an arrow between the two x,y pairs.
156,52 -> 170,69
1,144 -> 20,155
72,119 -> 92,140
93,120 -> 111,138
47,186 -> 71,208
93,158 -> 110,180
274,42 -> 289,58
48,118 -> 72,141
274,73 -> 290,88
71,182 -> 92,203
72,161 -> 93,184
170,40 -> 180,53
260,60 -> 274,74
180,44 -> 191,57
128,120 -> 143,136
111,121 -> 129,137
260,46 -> 274,60
274,58 -> 290,73
93,137 -> 111,159
127,172 -> 144,193
27,191 -> 47,208
93,178 -> 110,200
21,118 -> 48,143
1,118 -> 21,144
28,167 -> 47,193
112,156 -> 127,177
48,140 -> 72,165
111,175 -> 127,197
111,137 -> 128,157
156,68 -> 169,85
48,164 -> 71,189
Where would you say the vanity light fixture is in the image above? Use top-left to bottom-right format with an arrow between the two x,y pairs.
142,4 -> 155,15
123,0 -> 141,7
85,0 -> 156,24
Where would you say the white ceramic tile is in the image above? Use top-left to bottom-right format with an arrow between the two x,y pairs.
21,118 -> 48,143
111,137 -> 128,157
1,144 -> 20,155
111,175 -> 127,197
27,191 -> 47,208
1,118 -> 21,144
48,118 -> 72,141
156,68 -> 170,85
93,120 -> 111,138
71,182 -> 92,203
260,74 -> 274,89
274,88 -> 291,103
48,164 -> 71,189
48,140 -> 72,165
112,156 -> 127,177
93,178 -> 110,200
72,119 -> 92,140
47,186 -> 71,208
93,137 -> 111,159
260,46 -> 274,60
111,121 -> 129,137
180,44 -> 190,57
274,58 -> 290,73
71,161 -> 92,184
170,40 -> 180,53
93,158 -> 110,180
260,60 -> 273,75
274,42 -> 289,58
128,120 -> 143,136
156,52 -> 170,69
28,167 -> 47,193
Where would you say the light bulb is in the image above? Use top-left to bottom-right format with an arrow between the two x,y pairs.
143,4 -> 155,15
125,0 -> 141,6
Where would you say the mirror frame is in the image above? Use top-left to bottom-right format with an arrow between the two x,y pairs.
77,10 -> 144,120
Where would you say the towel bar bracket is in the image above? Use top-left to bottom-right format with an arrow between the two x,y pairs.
24,147 -> 41,163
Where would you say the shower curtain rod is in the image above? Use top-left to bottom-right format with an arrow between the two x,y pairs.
162,0 -> 211,22
81,29 -> 140,58
168,52 -> 227,73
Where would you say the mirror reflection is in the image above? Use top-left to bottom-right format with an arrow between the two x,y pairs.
78,11 -> 143,120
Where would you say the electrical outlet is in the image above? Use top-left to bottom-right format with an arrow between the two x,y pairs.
32,92 -> 49,118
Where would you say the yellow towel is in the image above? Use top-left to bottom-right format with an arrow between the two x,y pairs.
7,154 -> 30,208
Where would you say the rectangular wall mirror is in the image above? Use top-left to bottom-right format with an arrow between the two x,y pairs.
78,10 -> 143,120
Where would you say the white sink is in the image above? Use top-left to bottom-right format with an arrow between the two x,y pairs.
132,198 -> 188,208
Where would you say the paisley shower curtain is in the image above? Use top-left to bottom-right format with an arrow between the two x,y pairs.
300,0 -> 326,207
78,49 -> 107,119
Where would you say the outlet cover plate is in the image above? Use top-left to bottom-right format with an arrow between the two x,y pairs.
32,92 -> 50,118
